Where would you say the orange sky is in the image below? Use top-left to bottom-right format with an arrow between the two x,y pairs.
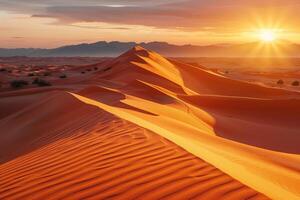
1,0 -> 300,48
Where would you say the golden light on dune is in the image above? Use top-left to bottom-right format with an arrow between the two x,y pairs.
259,29 -> 277,42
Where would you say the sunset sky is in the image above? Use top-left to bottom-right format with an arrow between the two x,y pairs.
1,0 -> 300,48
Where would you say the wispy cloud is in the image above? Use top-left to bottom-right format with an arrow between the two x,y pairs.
11,36 -> 24,39
69,24 -> 132,30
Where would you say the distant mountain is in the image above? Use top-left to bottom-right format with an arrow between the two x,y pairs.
1,41 -> 300,57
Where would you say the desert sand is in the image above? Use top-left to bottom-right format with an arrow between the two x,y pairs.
0,46 -> 300,200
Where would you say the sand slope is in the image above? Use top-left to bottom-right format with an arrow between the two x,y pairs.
1,46 -> 300,199
0,93 -> 268,199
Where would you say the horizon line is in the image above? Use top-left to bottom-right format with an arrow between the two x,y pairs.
1,39 -> 294,49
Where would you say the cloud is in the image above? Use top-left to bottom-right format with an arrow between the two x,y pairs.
1,0 -> 300,31
69,24 -> 132,30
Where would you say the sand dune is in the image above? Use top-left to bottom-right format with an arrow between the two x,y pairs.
1,46 -> 300,199
0,93 -> 268,199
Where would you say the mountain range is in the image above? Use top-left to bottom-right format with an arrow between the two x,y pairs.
1,41 -> 300,57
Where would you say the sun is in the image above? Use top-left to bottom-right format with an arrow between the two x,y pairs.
259,29 -> 277,42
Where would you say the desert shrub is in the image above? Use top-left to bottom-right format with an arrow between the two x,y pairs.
28,73 -> 35,77
94,67 -> 98,70
81,71 -> 85,74
59,74 -> 67,79
10,80 -> 28,88
292,81 -> 299,86
0,68 -> 6,72
32,78 -> 38,84
43,72 -> 51,76
277,80 -> 284,85
32,78 -> 51,87
86,69 -> 92,72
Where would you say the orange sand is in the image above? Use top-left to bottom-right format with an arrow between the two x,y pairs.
1,46 -> 300,199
